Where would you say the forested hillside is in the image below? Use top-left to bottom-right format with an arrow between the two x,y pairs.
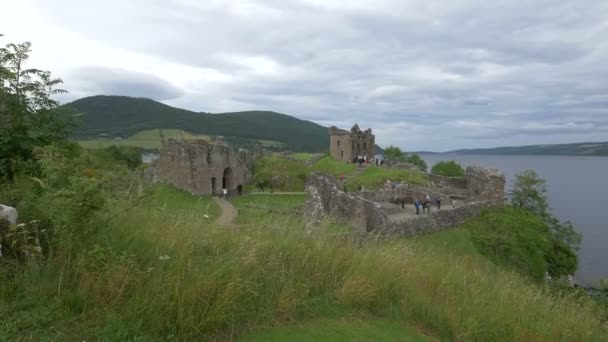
65,95 -> 329,152
449,142 -> 608,156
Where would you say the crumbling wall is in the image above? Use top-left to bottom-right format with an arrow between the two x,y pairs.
304,172 -> 388,233
429,174 -> 467,189
381,201 -> 501,236
158,139 -> 252,195
465,166 -> 505,202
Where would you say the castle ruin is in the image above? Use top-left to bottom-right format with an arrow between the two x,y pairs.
329,124 -> 375,162
158,138 -> 261,195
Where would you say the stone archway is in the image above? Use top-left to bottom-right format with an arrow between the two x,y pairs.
222,167 -> 233,190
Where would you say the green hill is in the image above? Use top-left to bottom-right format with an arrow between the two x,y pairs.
65,95 -> 329,152
448,142 -> 608,156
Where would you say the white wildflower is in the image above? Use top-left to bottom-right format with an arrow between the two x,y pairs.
159,255 -> 170,261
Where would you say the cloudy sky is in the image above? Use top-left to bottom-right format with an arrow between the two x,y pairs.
2,0 -> 607,151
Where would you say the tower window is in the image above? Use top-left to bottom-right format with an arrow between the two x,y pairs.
337,140 -> 340,147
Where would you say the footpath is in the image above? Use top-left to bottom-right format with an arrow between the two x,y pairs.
211,196 -> 238,227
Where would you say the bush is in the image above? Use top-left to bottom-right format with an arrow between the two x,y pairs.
464,207 -> 577,280
431,160 -> 465,177
407,153 -> 427,172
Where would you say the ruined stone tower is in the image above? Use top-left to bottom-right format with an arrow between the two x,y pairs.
329,124 -> 375,162
158,138 -> 258,195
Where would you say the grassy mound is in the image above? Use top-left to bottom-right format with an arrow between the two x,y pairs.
350,166 -> 429,189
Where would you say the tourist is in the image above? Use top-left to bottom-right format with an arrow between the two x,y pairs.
436,195 -> 441,210
376,158 -> 379,166
270,182 -> 274,194
452,199 -> 456,209
415,199 -> 420,215
339,174 -> 344,183
222,188 -> 228,200
237,184 -> 243,196
257,180 -> 265,192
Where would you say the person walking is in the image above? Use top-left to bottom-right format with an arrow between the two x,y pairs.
436,195 -> 441,210
222,188 -> 228,200
237,184 -> 243,196
339,174 -> 344,183
415,199 -> 420,215
257,180 -> 265,192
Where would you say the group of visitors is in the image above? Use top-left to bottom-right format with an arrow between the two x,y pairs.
413,195 -> 458,214
352,155 -> 370,167
414,194 -> 441,215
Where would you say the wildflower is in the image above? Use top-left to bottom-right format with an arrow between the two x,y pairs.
204,214 -> 209,219
17,223 -> 26,227
159,255 -> 170,261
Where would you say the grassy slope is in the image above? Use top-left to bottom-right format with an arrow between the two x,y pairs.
78,129 -> 211,149
251,155 -> 430,192
240,318 -> 431,341
66,95 -> 329,152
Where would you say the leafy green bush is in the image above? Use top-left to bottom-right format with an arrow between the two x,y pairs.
407,153 -> 428,172
463,207 -> 577,280
104,145 -> 143,170
431,160 -> 465,177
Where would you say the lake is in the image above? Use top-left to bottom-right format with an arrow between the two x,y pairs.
420,154 -> 608,287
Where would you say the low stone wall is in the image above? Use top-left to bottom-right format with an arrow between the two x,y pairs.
380,201 -> 502,236
429,174 -> 467,189
304,172 -> 388,233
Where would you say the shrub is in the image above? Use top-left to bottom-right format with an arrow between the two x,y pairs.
431,160 -> 465,177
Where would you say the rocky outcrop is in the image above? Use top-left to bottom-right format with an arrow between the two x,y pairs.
0,204 -> 17,224
304,172 -> 388,233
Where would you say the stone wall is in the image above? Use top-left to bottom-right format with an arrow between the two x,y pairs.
158,139 -> 253,195
304,172 -> 388,233
381,201 -> 501,236
429,174 -> 467,189
329,124 -> 375,162
465,166 -> 505,201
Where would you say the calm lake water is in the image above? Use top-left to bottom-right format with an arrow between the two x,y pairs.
421,154 -> 608,286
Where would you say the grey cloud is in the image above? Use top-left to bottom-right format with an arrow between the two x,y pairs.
16,0 -> 608,150
64,67 -> 183,101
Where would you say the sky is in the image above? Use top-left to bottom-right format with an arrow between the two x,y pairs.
2,0 -> 607,151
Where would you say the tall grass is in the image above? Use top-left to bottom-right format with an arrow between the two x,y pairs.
2,187 -> 606,340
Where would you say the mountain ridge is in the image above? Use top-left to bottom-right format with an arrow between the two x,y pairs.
64,95 -> 330,152
444,141 -> 608,156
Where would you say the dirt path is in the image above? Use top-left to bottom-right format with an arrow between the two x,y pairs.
212,197 -> 238,226
248,192 -> 306,195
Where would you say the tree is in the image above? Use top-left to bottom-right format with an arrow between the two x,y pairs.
407,153 -> 427,172
0,35 -> 68,179
511,169 -> 581,264
431,160 -> 465,177
382,145 -> 407,165
511,170 -> 549,218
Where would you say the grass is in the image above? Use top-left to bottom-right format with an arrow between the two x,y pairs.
78,129 -> 211,150
310,156 -> 356,177
2,183 -> 608,340
78,129 -> 286,151
231,194 -> 306,225
290,153 -> 316,161
350,166 -> 430,189
239,318 -> 432,341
